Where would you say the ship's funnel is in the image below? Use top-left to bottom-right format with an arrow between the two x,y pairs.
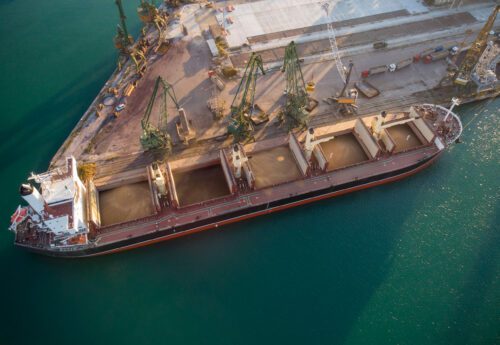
19,183 -> 45,214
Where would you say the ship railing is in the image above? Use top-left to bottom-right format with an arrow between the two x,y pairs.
94,193 -> 256,244
92,146 -> 439,246
422,104 -> 463,145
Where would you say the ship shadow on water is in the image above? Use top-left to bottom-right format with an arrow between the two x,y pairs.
63,169 -> 432,344
1,163 -> 430,345
137,179 -> 420,344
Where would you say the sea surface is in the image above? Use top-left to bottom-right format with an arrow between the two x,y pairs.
0,1 -> 498,344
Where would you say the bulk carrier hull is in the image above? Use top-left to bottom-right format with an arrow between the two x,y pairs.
10,104 -> 464,258
17,152 -> 440,258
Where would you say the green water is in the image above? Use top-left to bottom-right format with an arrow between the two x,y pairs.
0,1 -> 498,344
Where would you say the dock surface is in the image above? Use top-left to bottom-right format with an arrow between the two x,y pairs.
50,0 -> 499,177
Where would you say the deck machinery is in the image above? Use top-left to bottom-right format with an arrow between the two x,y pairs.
228,53 -> 265,143
140,76 -> 178,151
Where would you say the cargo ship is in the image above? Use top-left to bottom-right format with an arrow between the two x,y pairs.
9,104 -> 462,257
9,0 -> 497,257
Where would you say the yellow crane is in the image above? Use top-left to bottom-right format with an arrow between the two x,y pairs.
137,1 -> 168,40
454,5 -> 499,86
114,0 -> 147,73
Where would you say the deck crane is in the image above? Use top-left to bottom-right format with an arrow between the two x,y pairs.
280,41 -> 310,130
140,76 -> 179,151
304,128 -> 335,161
228,53 -> 265,143
454,5 -> 499,86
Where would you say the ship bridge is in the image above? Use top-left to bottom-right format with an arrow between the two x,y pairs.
13,157 -> 89,247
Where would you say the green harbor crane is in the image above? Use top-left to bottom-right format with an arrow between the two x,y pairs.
141,76 -> 179,151
228,53 -> 265,143
280,41 -> 309,130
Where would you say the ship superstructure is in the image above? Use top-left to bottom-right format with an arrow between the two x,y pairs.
11,157 -> 89,249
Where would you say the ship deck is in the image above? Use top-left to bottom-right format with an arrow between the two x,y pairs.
94,143 -> 441,248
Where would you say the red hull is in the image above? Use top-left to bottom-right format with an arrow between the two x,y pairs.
79,151 -> 441,257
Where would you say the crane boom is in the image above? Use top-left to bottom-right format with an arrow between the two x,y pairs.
321,1 -> 346,83
141,76 -> 178,151
115,0 -> 130,39
280,41 -> 309,130
339,61 -> 354,97
228,53 -> 265,142
454,5 -> 499,86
